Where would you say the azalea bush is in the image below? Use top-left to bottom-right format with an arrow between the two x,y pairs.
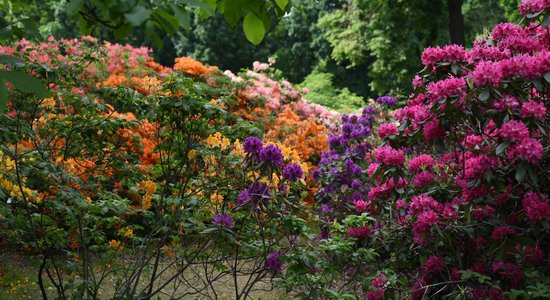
0,37 -> 325,299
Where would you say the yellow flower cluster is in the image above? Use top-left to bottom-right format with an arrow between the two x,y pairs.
205,132 -> 231,150
0,152 -> 33,201
231,139 -> 245,158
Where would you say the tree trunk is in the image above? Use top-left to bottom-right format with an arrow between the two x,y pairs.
448,0 -> 465,45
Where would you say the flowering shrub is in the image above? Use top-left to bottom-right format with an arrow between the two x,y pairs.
0,38 -> 317,299
284,1 -> 550,299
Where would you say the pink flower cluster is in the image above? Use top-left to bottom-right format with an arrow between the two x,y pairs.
408,154 -> 434,173
374,145 -> 406,166
463,154 -> 498,180
421,45 -> 466,66
467,43 -> 511,63
471,51 -> 550,86
522,192 -> 550,221
498,120 -> 544,163
520,100 -> 547,119
426,77 -> 466,102
377,123 -> 398,139
347,226 -> 373,240
423,255 -> 446,275
367,273 -> 387,300
519,0 -> 550,15
499,120 -> 530,142
410,194 -> 442,213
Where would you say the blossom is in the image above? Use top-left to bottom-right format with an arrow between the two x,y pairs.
259,144 -> 284,168
266,251 -> 283,272
423,255 -> 446,275
347,226 -> 372,240
413,172 -> 434,187
213,213 -> 234,228
471,61 -> 503,86
377,123 -> 398,139
412,209 -> 439,243
410,194 -> 442,213
408,154 -> 434,173
499,120 -> 530,142
519,0 -> 550,15
421,44 -> 466,66
243,136 -> 263,156
282,163 -> 303,181
426,77 -> 466,102
174,57 -> 216,75
522,192 -> 550,221
354,200 -> 368,212
423,119 -> 445,140
492,225 -> 516,240
520,100 -> 547,119
376,96 -> 398,107
492,261 -> 524,288
508,137 -> 543,163
523,245 -> 544,265
374,145 -> 406,166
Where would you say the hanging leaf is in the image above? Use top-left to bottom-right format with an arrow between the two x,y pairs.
124,5 -> 152,26
66,0 -> 85,16
223,0 -> 243,27
171,4 -> 191,32
0,71 -> 48,98
275,0 -> 289,10
243,12 -> 265,45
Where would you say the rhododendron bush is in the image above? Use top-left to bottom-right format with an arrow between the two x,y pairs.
282,2 -> 550,299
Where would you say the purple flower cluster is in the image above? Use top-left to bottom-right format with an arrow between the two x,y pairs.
376,96 -> 398,107
238,182 -> 269,206
259,144 -> 283,168
213,213 -> 234,228
243,136 -> 284,168
266,251 -> 283,273
315,107 -> 378,219
243,136 -> 263,157
282,163 -> 303,181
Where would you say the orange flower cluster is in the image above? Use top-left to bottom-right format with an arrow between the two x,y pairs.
264,108 -> 329,162
174,57 -> 217,76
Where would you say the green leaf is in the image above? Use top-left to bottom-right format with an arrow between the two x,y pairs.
515,163 -> 527,184
114,24 -> 133,39
198,0 -> 217,18
66,0 -> 85,16
172,4 -> 191,32
495,141 -> 510,155
533,79 -> 544,91
478,87 -> 490,101
152,9 -> 179,35
78,18 -> 92,35
223,0 -> 243,27
124,5 -> 152,26
543,13 -> 550,28
243,12 -> 265,45
0,80 -> 8,112
0,71 -> 48,97
543,71 -> 550,83
275,0 -> 289,10
0,55 -> 23,65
